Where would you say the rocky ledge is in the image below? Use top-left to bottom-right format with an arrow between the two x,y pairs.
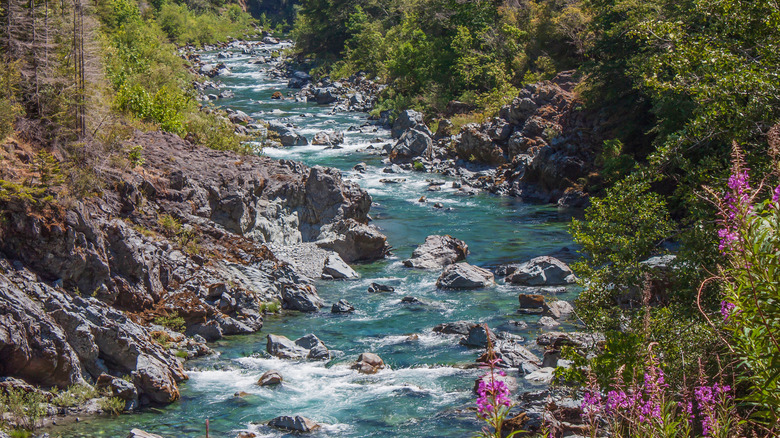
0,130 -> 388,409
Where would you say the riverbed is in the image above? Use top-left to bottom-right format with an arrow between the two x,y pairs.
51,41 -> 579,438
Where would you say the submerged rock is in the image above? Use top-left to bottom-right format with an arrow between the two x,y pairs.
331,299 -> 355,313
436,263 -> 494,289
367,283 -> 395,293
403,235 -> 469,270
127,429 -> 164,438
267,415 -> 321,433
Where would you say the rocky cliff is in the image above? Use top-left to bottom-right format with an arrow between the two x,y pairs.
0,131 -> 389,406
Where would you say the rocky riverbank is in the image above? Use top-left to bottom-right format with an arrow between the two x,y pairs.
0,129 -> 388,424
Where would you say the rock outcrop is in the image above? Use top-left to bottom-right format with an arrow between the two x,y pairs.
351,353 -> 385,374
0,130 -> 387,406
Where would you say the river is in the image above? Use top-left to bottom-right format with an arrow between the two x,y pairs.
51,40 -> 579,438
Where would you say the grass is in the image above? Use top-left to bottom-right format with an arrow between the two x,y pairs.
51,384 -> 98,408
259,300 -> 282,314
98,397 -> 125,416
153,312 -> 186,333
0,387 -> 47,430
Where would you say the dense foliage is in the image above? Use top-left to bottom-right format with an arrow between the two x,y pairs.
293,0 -> 586,114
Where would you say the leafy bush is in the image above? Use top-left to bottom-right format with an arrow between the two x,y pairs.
570,174 -> 674,330
154,312 -> 186,333
51,384 -> 98,408
713,149 -> 780,428
157,213 -> 182,236
259,300 -> 281,314
98,397 -> 126,416
0,388 -> 47,430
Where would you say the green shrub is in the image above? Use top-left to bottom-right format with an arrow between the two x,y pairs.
52,384 -> 98,408
259,300 -> 281,314
0,388 -> 47,430
157,213 -> 182,236
98,397 -> 125,416
154,312 -> 186,333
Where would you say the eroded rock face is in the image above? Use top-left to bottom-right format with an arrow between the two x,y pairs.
456,124 -> 506,165
437,263 -> 494,289
403,235 -> 469,270
0,270 -> 82,388
0,130 -> 386,404
0,260 -> 186,404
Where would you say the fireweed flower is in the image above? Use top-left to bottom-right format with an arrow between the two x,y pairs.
718,169 -> 754,254
720,301 -> 736,321
476,378 -> 511,415
695,383 -> 732,436
773,184 -> 780,204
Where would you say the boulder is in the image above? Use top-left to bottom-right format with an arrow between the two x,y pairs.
229,111 -> 252,125
267,122 -> 309,147
456,124 -> 506,165
268,416 -> 321,433
266,334 -> 309,360
351,352 -> 385,374
127,429 -> 164,438
317,219 -> 390,263
312,130 -> 345,146
321,254 -> 359,280
0,274 -> 83,387
491,343 -> 540,368
96,374 -> 138,402
389,129 -> 433,163
432,321 -> 477,336
266,333 -> 331,361
538,316 -> 560,327
287,71 -> 312,88
460,325 -> 496,348
400,296 -> 423,304
505,256 -> 576,286
403,235 -> 468,270
367,283 -> 394,293
391,109 -> 430,139
257,370 -> 283,386
436,263 -> 494,289
313,88 -> 339,105
536,331 -> 605,350
518,293 -> 547,312
331,299 -> 355,313
133,355 -> 181,404
281,284 -> 323,312
295,334 -> 330,360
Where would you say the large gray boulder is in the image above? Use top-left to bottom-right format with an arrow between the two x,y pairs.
312,130 -> 345,146
313,87 -> 339,105
505,256 -> 576,286
391,109 -> 430,139
317,219 -> 390,263
268,415 -> 321,433
403,235 -> 469,270
268,122 -> 309,146
321,254 -> 359,280
266,333 -> 330,360
459,324 -> 496,348
436,263 -> 494,289
390,129 -> 433,163
433,321 -> 477,335
280,284 -> 324,312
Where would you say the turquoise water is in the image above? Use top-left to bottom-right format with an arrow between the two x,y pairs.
51,42 -> 578,438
